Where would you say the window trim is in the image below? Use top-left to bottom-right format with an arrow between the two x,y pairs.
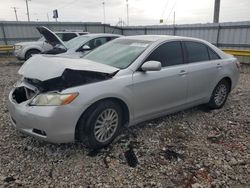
137,40 -> 185,71
207,46 -> 221,60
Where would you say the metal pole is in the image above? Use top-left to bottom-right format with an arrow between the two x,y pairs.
25,0 -> 31,22
173,11 -> 175,26
11,7 -> 18,21
102,1 -> 106,24
47,13 -> 50,22
1,23 -> 7,45
126,0 -> 129,26
213,0 -> 220,23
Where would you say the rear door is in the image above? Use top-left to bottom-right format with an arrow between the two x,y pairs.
183,41 -> 221,103
132,41 -> 188,121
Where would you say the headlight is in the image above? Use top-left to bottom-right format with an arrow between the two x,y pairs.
14,45 -> 22,50
29,93 -> 78,106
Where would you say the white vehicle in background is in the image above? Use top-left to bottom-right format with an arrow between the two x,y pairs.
44,33 -> 122,58
13,28 -> 89,60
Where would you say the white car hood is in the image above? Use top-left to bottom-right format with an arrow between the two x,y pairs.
18,55 -> 119,81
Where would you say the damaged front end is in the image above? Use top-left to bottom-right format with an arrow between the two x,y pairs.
24,68 -> 117,92
12,85 -> 37,104
12,69 -> 117,104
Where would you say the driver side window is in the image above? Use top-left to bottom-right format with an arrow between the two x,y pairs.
85,37 -> 108,50
145,41 -> 183,67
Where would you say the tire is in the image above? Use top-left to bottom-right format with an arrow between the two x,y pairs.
25,49 -> 40,60
77,101 -> 123,149
207,79 -> 230,109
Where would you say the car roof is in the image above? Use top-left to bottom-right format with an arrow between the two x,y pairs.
55,31 -> 89,34
84,33 -> 122,37
121,35 -> 206,43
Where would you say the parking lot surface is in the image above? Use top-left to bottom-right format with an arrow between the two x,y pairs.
0,57 -> 249,187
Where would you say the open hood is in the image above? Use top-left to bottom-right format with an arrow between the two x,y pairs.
18,55 -> 119,81
36,26 -> 66,49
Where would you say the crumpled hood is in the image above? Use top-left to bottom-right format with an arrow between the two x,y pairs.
18,55 -> 119,81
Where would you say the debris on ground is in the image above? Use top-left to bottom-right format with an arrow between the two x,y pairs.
161,148 -> 184,161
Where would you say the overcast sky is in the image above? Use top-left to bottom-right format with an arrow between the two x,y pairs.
0,0 -> 250,25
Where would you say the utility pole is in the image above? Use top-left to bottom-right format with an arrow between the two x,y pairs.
25,0 -> 31,22
213,0 -> 220,23
102,1 -> 106,24
47,13 -> 50,22
11,7 -> 18,21
126,0 -> 129,26
173,11 -> 175,26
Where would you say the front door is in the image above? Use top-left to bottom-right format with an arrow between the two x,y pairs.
132,41 -> 188,122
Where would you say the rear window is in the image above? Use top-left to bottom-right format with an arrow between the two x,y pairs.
185,41 -> 209,63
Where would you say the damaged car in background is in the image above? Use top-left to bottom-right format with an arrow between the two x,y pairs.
8,35 -> 240,149
13,27 -> 89,60
37,26 -> 121,58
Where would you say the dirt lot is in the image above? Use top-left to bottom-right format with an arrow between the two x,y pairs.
0,57 -> 249,188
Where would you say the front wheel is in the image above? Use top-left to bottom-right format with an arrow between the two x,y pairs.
207,79 -> 230,109
77,101 -> 123,149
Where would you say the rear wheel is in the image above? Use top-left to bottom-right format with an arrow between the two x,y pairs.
25,49 -> 40,60
77,101 -> 123,149
207,79 -> 230,109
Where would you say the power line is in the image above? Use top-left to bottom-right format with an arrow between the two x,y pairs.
166,0 -> 178,23
11,7 -> 19,21
160,0 -> 169,19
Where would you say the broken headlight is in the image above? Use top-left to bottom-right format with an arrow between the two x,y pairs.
29,93 -> 78,106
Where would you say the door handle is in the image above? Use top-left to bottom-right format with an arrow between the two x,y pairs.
216,63 -> 222,69
179,70 -> 188,76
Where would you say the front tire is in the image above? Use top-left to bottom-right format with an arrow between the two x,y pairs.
207,79 -> 230,109
77,101 -> 123,149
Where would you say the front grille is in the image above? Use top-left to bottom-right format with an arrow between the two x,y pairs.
12,86 -> 36,104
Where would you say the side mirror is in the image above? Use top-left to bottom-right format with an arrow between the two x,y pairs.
82,45 -> 91,51
141,61 -> 161,71
77,45 -> 91,52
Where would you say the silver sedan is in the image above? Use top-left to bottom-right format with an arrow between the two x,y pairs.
8,35 -> 240,149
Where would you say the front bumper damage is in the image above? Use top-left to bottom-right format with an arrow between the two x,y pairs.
7,81 -> 80,143
8,55 -> 119,143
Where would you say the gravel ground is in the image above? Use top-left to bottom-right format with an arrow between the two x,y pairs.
0,57 -> 249,188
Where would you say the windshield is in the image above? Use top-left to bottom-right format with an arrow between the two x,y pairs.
65,35 -> 90,49
84,39 -> 151,69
